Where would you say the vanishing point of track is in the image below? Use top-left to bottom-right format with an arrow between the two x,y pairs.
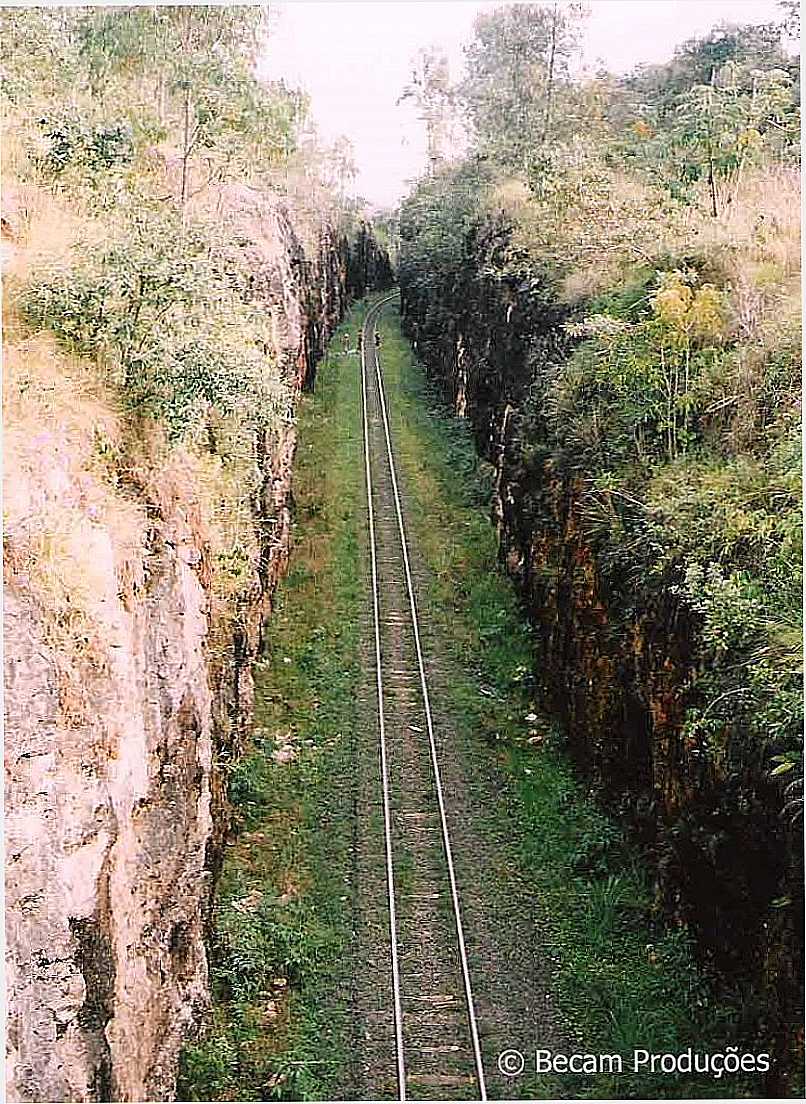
359,294 -> 487,1101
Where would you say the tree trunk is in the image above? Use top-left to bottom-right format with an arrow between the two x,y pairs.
180,87 -> 191,211
707,71 -> 719,218
707,151 -> 719,217
541,3 -> 559,147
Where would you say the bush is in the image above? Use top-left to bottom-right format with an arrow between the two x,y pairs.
18,207 -> 286,437
36,110 -> 134,177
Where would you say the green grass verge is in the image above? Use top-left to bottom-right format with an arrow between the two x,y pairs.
178,296 -> 752,1102
375,304 -> 749,1099
177,302 -> 370,1101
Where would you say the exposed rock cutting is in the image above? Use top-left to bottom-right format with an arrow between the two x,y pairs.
3,187 -> 391,1102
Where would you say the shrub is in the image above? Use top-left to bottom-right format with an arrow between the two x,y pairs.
17,207 -> 286,437
36,110 -> 134,177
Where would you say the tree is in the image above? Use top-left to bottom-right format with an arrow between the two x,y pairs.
72,6 -> 299,206
674,60 -> 799,216
399,46 -> 456,172
615,20 -> 799,209
459,2 -> 585,171
166,7 -> 264,205
623,20 -> 796,128
328,135 -> 357,201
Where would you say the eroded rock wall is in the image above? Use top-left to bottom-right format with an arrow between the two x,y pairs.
399,225 -> 802,1092
5,517 -> 214,1103
4,192 -> 391,1102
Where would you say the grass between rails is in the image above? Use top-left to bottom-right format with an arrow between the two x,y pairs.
178,302 -> 370,1101
178,295 -> 751,1102
375,305 -> 750,1099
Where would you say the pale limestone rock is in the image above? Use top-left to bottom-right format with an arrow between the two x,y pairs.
4,177 -> 382,1101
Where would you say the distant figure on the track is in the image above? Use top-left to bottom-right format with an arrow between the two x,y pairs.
342,332 -> 350,354
374,331 -> 382,348
357,330 -> 363,353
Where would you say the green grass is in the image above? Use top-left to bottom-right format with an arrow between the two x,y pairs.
375,304 -> 749,1099
177,301 -> 371,1101
179,298 -> 752,1102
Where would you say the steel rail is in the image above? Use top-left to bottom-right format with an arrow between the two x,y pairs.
361,293 -> 488,1101
360,294 -> 408,1101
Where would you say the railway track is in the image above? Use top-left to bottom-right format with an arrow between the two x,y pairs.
359,294 -> 487,1101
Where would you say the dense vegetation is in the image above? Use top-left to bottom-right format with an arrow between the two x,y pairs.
2,5 -> 390,644
398,2 -> 802,1090
2,7 -> 385,429
2,13 -> 390,1098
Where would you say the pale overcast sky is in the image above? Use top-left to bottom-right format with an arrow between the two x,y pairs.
262,0 -> 787,207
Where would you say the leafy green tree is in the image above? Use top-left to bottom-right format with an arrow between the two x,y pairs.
625,20 -> 793,115
72,6 -> 301,204
674,60 -> 799,215
324,134 -> 358,201
399,46 -> 456,172
616,19 -> 799,207
459,2 -> 585,171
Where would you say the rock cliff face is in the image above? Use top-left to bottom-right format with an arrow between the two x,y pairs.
399,231 -> 802,1092
5,524 -> 214,1103
4,192 -> 391,1103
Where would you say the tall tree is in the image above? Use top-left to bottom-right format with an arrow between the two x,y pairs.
399,47 -> 455,172
459,2 -> 585,171
73,6 -> 297,205
674,60 -> 799,216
